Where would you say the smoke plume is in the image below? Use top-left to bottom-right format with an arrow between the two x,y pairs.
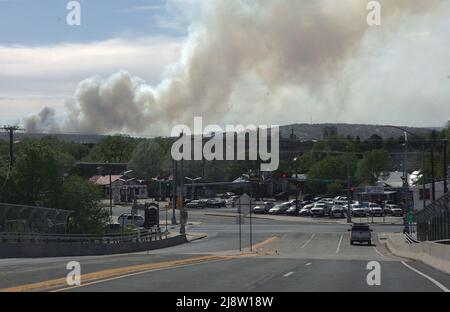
25,0 -> 441,134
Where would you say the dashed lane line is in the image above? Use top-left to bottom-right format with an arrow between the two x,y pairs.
335,235 -> 343,254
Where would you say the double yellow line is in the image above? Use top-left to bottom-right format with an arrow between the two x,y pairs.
0,235 -> 279,292
1,255 -> 226,292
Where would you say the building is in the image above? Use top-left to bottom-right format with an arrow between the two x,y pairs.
411,181 -> 446,212
90,174 -> 148,203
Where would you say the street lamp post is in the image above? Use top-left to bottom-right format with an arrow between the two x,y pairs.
346,146 -> 352,224
185,177 -> 202,200
171,159 -> 177,225
152,177 -> 165,202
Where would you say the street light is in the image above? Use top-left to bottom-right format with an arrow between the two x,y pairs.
152,177 -> 165,202
185,176 -> 202,200
292,157 -> 299,209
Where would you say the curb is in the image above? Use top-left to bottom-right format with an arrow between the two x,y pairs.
187,233 -> 208,242
383,234 -> 450,275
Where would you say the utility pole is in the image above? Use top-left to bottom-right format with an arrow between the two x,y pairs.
171,159 -> 177,225
1,125 -> 23,169
346,146 -> 352,224
444,140 -> 448,194
402,132 -> 409,234
431,146 -> 436,201
179,132 -> 186,234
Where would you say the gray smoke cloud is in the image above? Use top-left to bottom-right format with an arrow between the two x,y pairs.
25,0 -> 441,134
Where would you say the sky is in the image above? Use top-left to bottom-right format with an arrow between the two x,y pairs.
1,0 -> 450,136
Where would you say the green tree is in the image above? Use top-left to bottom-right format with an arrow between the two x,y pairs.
307,155 -> 358,195
326,182 -> 343,197
128,140 -> 167,180
11,139 -> 74,206
63,176 -> 109,234
356,149 -> 392,185
84,135 -> 138,163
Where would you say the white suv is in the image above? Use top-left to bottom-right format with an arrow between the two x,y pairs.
118,214 -> 145,227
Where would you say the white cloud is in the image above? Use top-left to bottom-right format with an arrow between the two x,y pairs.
0,36 -> 183,124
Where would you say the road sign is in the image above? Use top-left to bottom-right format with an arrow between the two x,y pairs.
408,213 -> 415,223
237,193 -> 251,216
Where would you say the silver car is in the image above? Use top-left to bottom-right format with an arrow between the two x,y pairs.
118,214 -> 145,227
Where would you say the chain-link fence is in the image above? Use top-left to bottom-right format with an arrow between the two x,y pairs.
0,203 -> 73,233
416,192 -> 450,241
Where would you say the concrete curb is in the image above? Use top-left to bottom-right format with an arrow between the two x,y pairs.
186,233 -> 208,242
383,233 -> 450,275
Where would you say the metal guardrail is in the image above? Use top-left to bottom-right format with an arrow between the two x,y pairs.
404,233 -> 419,244
416,192 -> 450,241
0,227 -> 162,244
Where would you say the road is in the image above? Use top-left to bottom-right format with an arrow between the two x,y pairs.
0,209 -> 449,292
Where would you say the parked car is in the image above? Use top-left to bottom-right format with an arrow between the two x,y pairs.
313,197 -> 323,202
206,198 -> 226,208
302,194 -> 314,201
252,202 -> 274,214
386,204 -> 403,217
286,205 -> 301,216
222,192 -> 236,199
118,214 -> 145,227
311,203 -> 328,217
351,204 -> 368,217
299,203 -> 314,216
349,223 -> 373,245
286,199 -> 301,207
225,195 -> 241,207
330,205 -> 345,218
268,203 -> 290,215
186,200 -> 206,209
368,203 -> 384,217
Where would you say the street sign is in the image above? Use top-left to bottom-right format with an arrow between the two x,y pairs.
237,193 -> 251,216
408,213 -> 415,223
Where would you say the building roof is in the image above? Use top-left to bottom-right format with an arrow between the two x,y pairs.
377,171 -> 407,188
89,175 -> 122,185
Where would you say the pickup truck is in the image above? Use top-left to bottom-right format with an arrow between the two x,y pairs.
348,223 -> 373,245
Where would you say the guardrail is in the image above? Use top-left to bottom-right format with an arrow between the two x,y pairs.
416,192 -> 450,241
404,233 -> 419,245
0,227 -> 162,244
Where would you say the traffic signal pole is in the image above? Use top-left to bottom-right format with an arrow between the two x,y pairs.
346,146 -> 352,224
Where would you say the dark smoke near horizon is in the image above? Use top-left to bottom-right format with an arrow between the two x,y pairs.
25,0 -> 440,135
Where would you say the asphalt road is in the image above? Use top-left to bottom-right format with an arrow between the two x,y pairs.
0,210 -> 449,292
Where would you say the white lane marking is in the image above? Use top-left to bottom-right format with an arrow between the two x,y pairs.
401,261 -> 450,292
335,235 -> 343,254
305,262 -> 312,266
283,272 -> 294,277
373,247 -> 386,259
301,234 -> 315,249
